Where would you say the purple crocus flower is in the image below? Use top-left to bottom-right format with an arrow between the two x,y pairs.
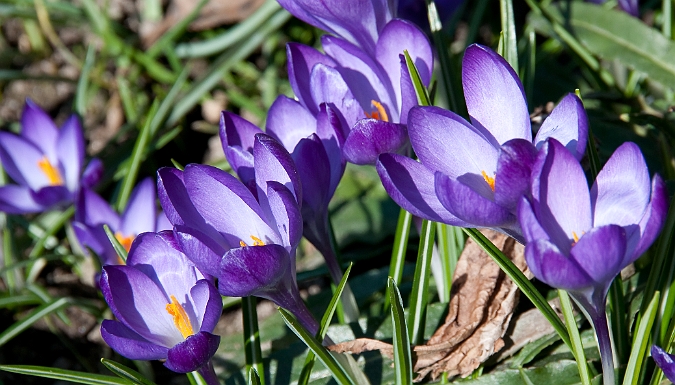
72,178 -> 170,266
221,100 -> 347,286
286,17 -> 433,165
158,136 -> 320,334
0,99 -> 102,214
100,231 -> 221,382
518,139 -> 668,384
652,345 -> 675,382
377,44 -> 588,240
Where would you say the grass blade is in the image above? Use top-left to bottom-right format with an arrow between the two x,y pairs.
499,0 -> 519,71
103,224 -> 128,263
389,277 -> 413,385
242,296 -> 265,385
0,365 -> 132,385
558,290 -> 592,385
407,219 -> 436,345
403,50 -> 430,106
0,297 -> 70,347
384,209 -> 413,311
75,45 -> 96,117
100,359 -> 156,385
623,292 -> 660,385
248,367 -> 261,385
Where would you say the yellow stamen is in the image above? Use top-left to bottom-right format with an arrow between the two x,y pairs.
37,156 -> 63,186
239,235 -> 266,248
481,171 -> 496,192
364,100 -> 389,122
165,295 -> 194,339
572,231 -> 580,243
115,232 -> 134,252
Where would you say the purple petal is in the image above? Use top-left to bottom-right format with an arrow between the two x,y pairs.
119,178 -> 157,236
165,331 -> 220,373
21,99 -> 59,159
218,244 -> 292,297
570,224 -> 626,286
315,104 -> 346,193
398,57 -> 416,125
531,139 -> 592,253
30,185 -> 71,207
81,158 -> 104,189
253,133 -> 302,204
191,280 -> 222,333
100,320 -> 169,360
534,93 -> 588,160
174,225 -> 228,277
75,188 -> 120,228
0,132 -> 51,190
72,221 -> 111,262
376,19 -> 433,111
265,181 -> 303,254
618,0 -> 639,16
343,119 -> 408,165
292,135 -> 331,217
266,96 -> 317,153
630,174 -> 669,261
0,185 -> 44,214
591,142 -> 650,228
462,44 -> 531,143
376,153 -> 464,225
652,345 -> 675,383
435,172 -> 513,227
219,111 -> 261,153
517,196 -> 550,243
287,43 -> 337,113
56,115 -> 84,192
408,106 -> 500,177
494,139 -> 537,210
525,239 -> 594,291
309,63 -> 363,134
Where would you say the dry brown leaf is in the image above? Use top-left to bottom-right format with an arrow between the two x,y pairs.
140,0 -> 266,47
327,230 -> 529,382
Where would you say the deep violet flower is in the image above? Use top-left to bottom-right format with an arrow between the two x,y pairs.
100,231 -> 221,382
518,139 -> 668,385
286,17 -> 433,164
0,99 -> 102,214
221,101 -> 346,284
652,345 -> 675,382
157,137 -> 320,334
376,44 -> 588,241
72,178 -> 170,266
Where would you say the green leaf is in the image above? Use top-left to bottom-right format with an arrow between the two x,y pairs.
383,209 -> 413,311
0,364 -> 132,385
242,296 -> 265,385
0,297 -> 70,347
623,292 -> 660,385
449,360 -> 601,384
100,359 -> 156,385
558,290 -> 592,385
463,228 -> 572,350
499,0 -> 518,71
75,45 -> 96,117
103,224 -> 128,263
248,367 -> 262,385
389,278 -> 413,385
407,219 -> 436,345
403,50 -> 431,106
278,308 -> 353,385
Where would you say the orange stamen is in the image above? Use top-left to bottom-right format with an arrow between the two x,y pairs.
481,171 -> 496,192
37,156 -> 63,186
364,100 -> 389,122
240,235 -> 265,248
115,232 -> 134,252
165,295 -> 194,339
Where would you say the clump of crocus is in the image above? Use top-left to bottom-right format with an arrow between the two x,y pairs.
376,44 -> 588,241
158,135 -> 320,334
72,178 -> 170,267
518,139 -> 668,385
0,99 -> 102,214
100,231 -> 222,383
651,345 -> 675,382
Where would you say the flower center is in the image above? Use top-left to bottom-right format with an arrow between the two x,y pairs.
114,232 -> 134,265
481,171 -> 495,192
364,100 -> 389,122
166,295 -> 194,339
37,156 -> 63,186
239,235 -> 265,247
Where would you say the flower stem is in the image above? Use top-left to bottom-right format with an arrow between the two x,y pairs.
197,360 -> 220,385
572,292 -> 616,385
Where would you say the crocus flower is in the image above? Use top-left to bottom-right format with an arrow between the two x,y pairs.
286,17 -> 433,165
100,231 -> 221,382
518,139 -> 668,384
72,178 -> 170,267
652,345 -> 675,382
0,99 -> 102,214
158,135 -> 321,334
376,44 -> 588,241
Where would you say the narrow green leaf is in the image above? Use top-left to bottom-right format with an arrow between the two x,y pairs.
298,264 -> 353,385
278,308 -> 353,385
186,371 -> 208,385
407,219 -> 436,345
499,0 -> 519,71
0,297 -> 70,347
623,292 -> 660,385
463,228 -> 572,349
248,367 -> 261,385
101,359 -> 156,385
518,367 -> 536,385
558,290 -> 592,385
0,365 -> 132,385
103,224 -> 128,263
434,223 -> 451,302
28,206 -> 74,258
389,278 -> 413,385
384,209 -> 413,311
403,50 -> 430,106
75,45 -> 96,117
146,0 -> 208,58
242,296 -> 265,385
